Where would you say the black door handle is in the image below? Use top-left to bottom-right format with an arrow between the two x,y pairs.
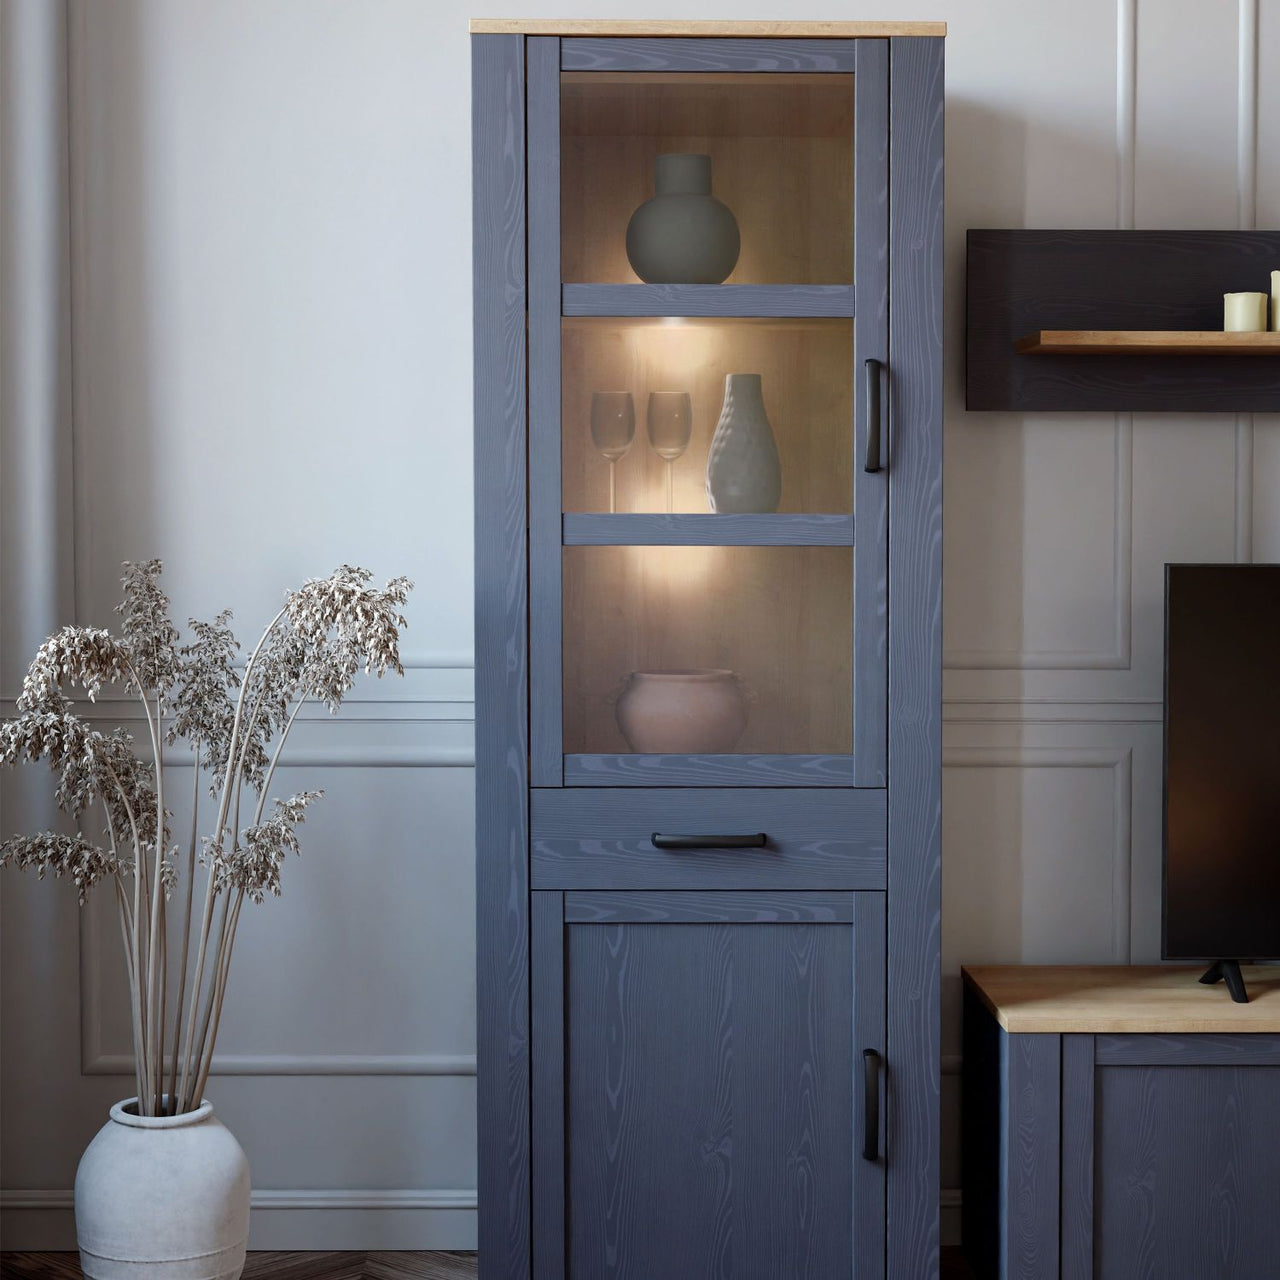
862,1048 -> 881,1161
650,833 -> 767,850
864,358 -> 883,473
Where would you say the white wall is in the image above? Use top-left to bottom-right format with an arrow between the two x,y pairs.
3,0 -> 1278,1252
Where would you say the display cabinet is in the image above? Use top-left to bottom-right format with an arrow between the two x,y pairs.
473,19 -> 944,1279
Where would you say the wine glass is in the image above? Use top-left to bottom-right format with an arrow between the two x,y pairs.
590,391 -> 636,514
646,391 -> 693,513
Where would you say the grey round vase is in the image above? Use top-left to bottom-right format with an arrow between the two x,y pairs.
706,373 -> 783,514
625,154 -> 741,284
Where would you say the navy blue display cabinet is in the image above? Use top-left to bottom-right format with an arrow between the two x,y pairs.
964,965 -> 1280,1280
472,20 -> 944,1278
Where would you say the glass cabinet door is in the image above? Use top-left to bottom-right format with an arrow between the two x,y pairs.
527,39 -> 887,787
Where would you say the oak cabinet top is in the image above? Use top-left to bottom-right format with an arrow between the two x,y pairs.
964,964 -> 1280,1033
469,19 -> 946,37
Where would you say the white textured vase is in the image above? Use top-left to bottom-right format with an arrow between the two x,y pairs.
615,669 -> 749,753
705,373 -> 782,514
75,1098 -> 250,1280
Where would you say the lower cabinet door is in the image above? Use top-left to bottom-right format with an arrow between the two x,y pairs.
531,889 -> 885,1280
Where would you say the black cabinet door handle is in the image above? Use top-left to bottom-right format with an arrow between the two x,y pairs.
862,1048 -> 881,1161
650,833 -> 767,850
865,358 -> 884,473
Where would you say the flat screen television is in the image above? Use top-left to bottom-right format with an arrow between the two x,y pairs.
1164,563 -> 1280,1001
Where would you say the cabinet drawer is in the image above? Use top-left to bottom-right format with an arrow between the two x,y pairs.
531,787 -> 885,890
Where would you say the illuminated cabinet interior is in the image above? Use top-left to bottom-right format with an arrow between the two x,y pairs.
473,23 -> 943,1280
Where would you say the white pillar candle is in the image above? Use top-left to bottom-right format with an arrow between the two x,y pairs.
1224,291 -> 1268,332
1272,272 -> 1280,332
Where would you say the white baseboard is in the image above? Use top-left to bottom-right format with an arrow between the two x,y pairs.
0,1189 -> 478,1252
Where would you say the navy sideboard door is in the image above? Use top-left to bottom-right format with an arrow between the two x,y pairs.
475,27 -> 943,1280
532,891 -> 886,1280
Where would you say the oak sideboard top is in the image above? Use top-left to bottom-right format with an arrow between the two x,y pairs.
469,19 -> 947,37
963,964 -> 1280,1034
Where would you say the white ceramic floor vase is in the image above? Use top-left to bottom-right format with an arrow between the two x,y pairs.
705,373 -> 782,514
75,1098 -> 250,1280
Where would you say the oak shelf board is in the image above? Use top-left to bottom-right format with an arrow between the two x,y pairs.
562,283 -> 856,317
562,513 -> 855,546
470,19 -> 947,37
963,964 -> 1280,1034
1015,329 -> 1280,355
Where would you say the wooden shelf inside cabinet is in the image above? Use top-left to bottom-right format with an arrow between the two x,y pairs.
1016,329 -> 1280,356
562,283 -> 856,318
561,513 -> 855,546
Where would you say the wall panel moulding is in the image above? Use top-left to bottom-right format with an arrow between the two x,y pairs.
967,229 -> 1280,412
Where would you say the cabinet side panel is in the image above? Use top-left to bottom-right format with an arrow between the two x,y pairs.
473,32 -> 530,1280
886,34 -> 944,1280
1001,1033 -> 1061,1280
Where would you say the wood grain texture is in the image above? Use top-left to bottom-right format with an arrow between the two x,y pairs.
469,20 -> 947,37
886,35 -> 944,1280
1003,1032 -> 1061,1280
531,787 -> 886,891
564,889 -> 856,923
852,39 -> 889,788
1059,1035 -> 1096,1280
854,892 -> 887,1280
1094,1064 -> 1280,1278
964,965 -> 1280,1033
1095,1032 -> 1280,1065
561,37 -> 856,73
526,37 -> 563,788
565,915 -> 857,1278
563,753 -> 856,786
561,514 -> 855,546
967,230 -> 1280,410
561,285 -> 856,316
561,319 -> 853,517
472,33 -> 530,1280
1016,329 -> 1280,354
530,893 -> 565,1280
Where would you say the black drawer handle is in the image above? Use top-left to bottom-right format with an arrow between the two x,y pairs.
862,1048 -> 881,1161
864,357 -> 884,473
650,833 -> 767,850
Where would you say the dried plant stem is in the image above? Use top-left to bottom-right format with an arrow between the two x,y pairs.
113,873 -> 144,1107
191,889 -> 244,1107
167,763 -> 201,1107
178,607 -> 284,1111
183,890 -> 233,1112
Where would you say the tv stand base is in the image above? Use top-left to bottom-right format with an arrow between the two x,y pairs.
1199,958 -> 1250,1003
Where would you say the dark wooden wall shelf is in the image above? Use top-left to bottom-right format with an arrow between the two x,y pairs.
968,229 -> 1280,411
1016,329 -> 1280,355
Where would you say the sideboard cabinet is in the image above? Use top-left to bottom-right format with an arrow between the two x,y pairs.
472,20 -> 944,1279
964,966 -> 1280,1280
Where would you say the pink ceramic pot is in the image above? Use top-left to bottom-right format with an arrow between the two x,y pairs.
615,669 -> 749,753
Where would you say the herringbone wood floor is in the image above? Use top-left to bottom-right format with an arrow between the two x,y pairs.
0,1250 -> 974,1278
